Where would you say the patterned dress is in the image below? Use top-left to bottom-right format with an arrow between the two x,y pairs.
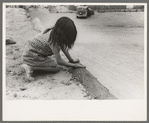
22,30 -> 60,67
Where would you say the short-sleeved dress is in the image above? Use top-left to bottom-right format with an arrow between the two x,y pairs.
22,30 -> 60,67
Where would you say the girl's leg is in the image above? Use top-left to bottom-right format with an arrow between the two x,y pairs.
22,64 -> 60,81
31,65 -> 60,72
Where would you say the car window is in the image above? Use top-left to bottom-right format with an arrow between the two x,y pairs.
78,8 -> 83,10
78,7 -> 87,11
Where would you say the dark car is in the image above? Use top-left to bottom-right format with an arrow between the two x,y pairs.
88,8 -> 94,15
76,6 -> 94,18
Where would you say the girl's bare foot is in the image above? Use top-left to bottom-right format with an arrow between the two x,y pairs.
22,64 -> 34,81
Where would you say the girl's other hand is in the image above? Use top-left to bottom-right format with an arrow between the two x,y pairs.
73,63 -> 86,68
69,59 -> 80,63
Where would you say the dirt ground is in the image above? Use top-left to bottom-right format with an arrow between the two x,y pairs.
5,7 -> 145,100
28,8 -> 145,99
5,8 -> 90,100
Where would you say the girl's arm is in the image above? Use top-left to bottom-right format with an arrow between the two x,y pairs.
54,53 -> 85,68
61,47 -> 80,63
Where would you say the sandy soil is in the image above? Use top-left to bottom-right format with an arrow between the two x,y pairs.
5,8 -> 89,100
5,7 -> 145,100
28,8 -> 145,99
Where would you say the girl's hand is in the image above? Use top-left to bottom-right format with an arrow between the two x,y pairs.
73,63 -> 86,68
69,59 -> 80,63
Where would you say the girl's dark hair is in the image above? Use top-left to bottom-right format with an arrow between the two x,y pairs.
43,17 -> 77,50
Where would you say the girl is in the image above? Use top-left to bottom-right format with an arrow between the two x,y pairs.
22,17 -> 85,80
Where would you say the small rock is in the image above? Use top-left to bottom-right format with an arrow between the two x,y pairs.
20,87 -> 27,91
13,93 -> 17,98
93,97 -> 98,99
88,95 -> 92,100
15,48 -> 19,51
60,80 -> 71,86
78,83 -> 83,88
83,94 -> 89,97
82,88 -> 86,92
28,18 -> 32,21
12,71 -> 17,75
27,15 -> 30,18
76,82 -> 79,85
70,78 -> 74,81
60,66 -> 68,71
12,57 -> 16,60
6,69 -> 11,73
6,93 -> 9,95
86,91 -> 89,95
38,81 -> 43,85
10,71 -> 14,75
17,71 -> 24,75
15,77 -> 18,80
63,68 -> 67,71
